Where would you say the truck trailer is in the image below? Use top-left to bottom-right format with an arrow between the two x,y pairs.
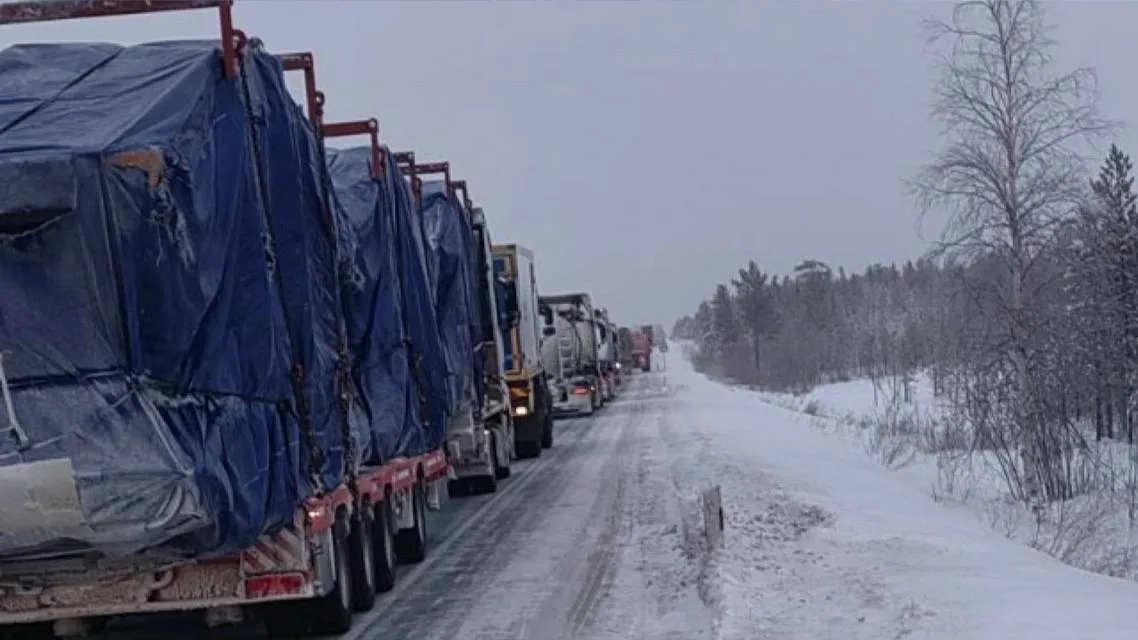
539,293 -> 604,416
410,163 -> 515,497
0,3 -> 471,637
593,308 -> 620,402
492,244 -> 554,458
630,327 -> 653,371
616,326 -> 636,372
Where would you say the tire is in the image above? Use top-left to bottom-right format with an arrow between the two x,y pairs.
495,443 -> 513,479
348,510 -> 377,612
448,479 -> 470,498
265,526 -> 353,637
541,419 -> 553,449
372,502 -> 397,593
395,483 -> 428,564
516,439 -> 541,459
481,447 -> 500,494
0,622 -> 53,640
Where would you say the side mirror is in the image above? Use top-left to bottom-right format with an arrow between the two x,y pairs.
540,304 -> 553,326
542,326 -> 557,337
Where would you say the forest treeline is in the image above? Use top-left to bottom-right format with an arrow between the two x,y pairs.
675,0 -> 1138,510
674,143 -> 1138,501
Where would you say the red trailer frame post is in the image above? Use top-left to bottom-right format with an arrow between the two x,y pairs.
451,180 -> 473,212
321,119 -> 383,180
0,0 -> 244,78
277,51 -> 324,130
394,151 -> 422,208
414,162 -> 454,199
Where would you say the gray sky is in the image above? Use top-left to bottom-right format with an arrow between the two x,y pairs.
2,1 -> 1135,326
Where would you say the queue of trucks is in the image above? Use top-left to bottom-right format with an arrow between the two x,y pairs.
0,1 -> 654,637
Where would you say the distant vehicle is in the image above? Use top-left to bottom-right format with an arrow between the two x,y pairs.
540,293 -> 604,416
593,307 -> 620,401
631,327 -> 653,371
617,326 -> 636,371
492,244 -> 554,458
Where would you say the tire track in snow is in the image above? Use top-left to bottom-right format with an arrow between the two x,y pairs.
563,397 -> 639,635
371,398 -> 643,640
458,390 -> 647,640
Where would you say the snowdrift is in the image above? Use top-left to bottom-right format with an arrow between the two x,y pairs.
326,147 -> 448,460
0,41 -> 352,560
420,181 -> 481,418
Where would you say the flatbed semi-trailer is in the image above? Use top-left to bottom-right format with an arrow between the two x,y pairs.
0,4 -> 451,637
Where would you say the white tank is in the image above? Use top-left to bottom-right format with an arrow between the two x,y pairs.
593,309 -> 616,364
540,305 -> 598,380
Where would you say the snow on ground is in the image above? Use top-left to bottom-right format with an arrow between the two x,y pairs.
774,370 -> 1138,582
634,348 -> 1138,639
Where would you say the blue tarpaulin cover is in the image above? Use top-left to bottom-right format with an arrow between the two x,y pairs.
0,40 -> 348,560
421,181 -> 480,419
327,146 -> 448,461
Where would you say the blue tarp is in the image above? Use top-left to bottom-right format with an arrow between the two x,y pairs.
421,181 -> 480,419
0,41 -> 349,560
327,146 -> 448,461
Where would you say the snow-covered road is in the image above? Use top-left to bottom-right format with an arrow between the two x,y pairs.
88,349 -> 1138,639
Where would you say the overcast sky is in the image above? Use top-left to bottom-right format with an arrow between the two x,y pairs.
1,1 -> 1135,327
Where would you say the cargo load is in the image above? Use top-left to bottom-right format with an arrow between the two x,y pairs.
327,146 -> 450,463
420,180 -> 481,418
0,40 -> 352,561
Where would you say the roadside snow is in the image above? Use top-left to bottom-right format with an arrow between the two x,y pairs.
657,349 -> 1138,639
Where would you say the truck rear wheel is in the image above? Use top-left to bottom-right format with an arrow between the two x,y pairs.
541,410 -> 554,449
395,482 -> 428,563
348,510 -> 377,612
516,438 -> 541,459
372,501 -> 397,593
474,447 -> 500,495
264,526 -> 353,637
0,622 -> 53,640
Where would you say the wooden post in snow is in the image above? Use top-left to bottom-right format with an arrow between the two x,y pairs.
701,484 -> 725,550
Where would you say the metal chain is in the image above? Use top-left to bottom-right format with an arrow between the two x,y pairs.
237,52 -> 326,493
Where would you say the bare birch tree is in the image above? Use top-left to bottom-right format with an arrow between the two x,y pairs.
911,0 -> 1110,504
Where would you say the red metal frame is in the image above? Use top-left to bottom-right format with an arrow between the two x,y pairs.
414,162 -> 455,199
0,0 -> 244,78
321,119 -> 383,180
394,152 -> 421,207
452,180 -> 473,211
277,52 -> 324,130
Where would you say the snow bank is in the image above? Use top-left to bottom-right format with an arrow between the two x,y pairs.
773,367 -> 1138,583
669,347 -> 1138,639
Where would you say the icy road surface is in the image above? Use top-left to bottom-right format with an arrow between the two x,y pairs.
91,350 -> 1138,639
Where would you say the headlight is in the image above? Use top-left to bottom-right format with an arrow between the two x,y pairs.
513,405 -> 530,417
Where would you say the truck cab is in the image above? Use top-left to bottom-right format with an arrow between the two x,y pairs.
491,244 -> 554,458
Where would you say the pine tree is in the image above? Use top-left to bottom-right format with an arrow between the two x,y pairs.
731,261 -> 781,381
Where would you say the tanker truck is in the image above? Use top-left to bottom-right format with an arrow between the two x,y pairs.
539,293 -> 603,416
617,326 -> 636,371
593,308 -> 619,402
